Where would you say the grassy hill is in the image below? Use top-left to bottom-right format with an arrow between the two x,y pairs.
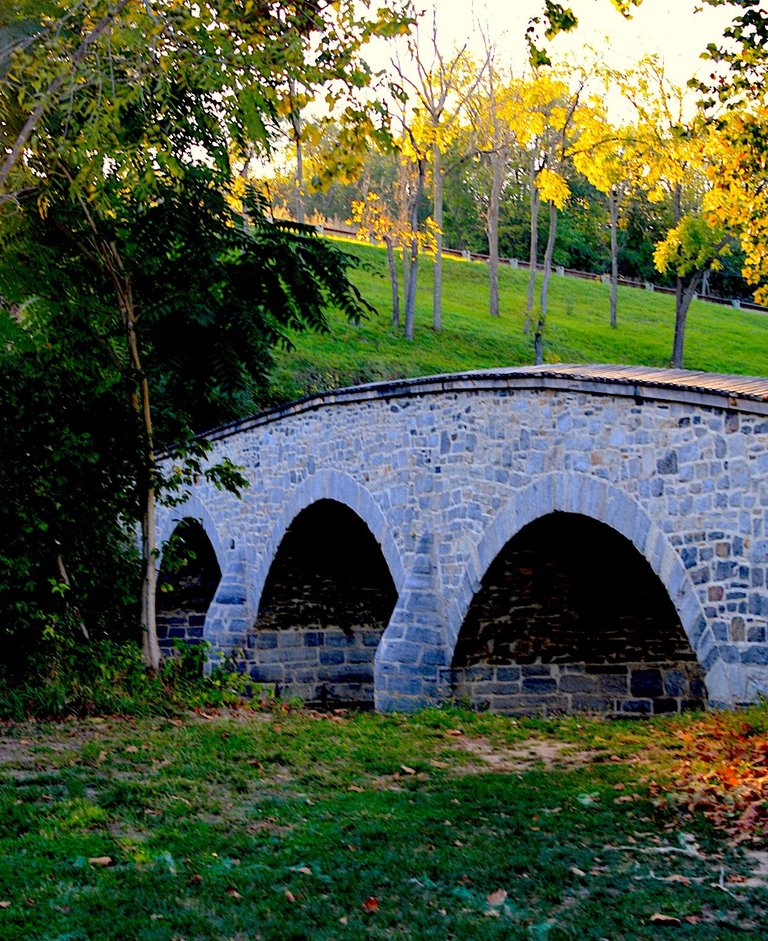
267,238 -> 768,404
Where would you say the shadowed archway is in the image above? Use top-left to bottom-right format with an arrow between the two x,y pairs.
452,512 -> 706,715
249,499 -> 398,706
156,518 -> 222,656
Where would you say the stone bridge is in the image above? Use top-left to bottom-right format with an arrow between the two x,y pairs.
155,365 -> 768,715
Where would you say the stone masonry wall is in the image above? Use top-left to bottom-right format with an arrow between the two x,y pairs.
451,661 -> 706,716
155,368 -> 768,710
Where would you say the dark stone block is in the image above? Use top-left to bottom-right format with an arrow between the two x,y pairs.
326,632 -> 354,647
570,695 -> 614,713
188,615 -> 207,627
657,451 -> 678,474
681,699 -> 706,712
249,665 -> 283,684
496,667 -> 521,682
319,649 -> 345,665
652,698 -> 679,714
599,673 -> 628,694
690,676 -> 707,699
254,632 -> 278,650
741,645 -> 768,665
681,547 -> 698,570
622,699 -> 652,715
304,631 -> 324,647
664,670 -> 687,697
630,669 -> 663,698
421,646 -> 447,666
522,664 -> 553,677
522,677 -> 558,694
559,674 -> 597,693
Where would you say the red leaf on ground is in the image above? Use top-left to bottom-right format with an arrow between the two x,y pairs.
362,897 -> 379,913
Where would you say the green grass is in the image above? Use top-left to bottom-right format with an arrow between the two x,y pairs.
268,240 -> 768,403
1,707 -> 765,940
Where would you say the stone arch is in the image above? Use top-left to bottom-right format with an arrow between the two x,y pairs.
244,472 -> 402,705
156,515 -> 223,656
247,469 -> 405,618
155,493 -> 226,574
447,473 -> 713,711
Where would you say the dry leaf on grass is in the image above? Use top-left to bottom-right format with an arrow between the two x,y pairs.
87,856 -> 112,867
650,913 -> 681,925
362,897 -> 379,913
486,888 -> 508,906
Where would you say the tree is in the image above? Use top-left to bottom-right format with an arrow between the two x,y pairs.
619,56 -> 734,367
697,0 -> 768,303
468,54 -> 524,319
0,0 -> 404,667
573,99 -> 647,328
394,11 -> 487,332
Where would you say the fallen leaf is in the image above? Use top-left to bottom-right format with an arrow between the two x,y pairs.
666,874 -> 691,885
445,729 -> 463,737
339,916 -> 348,925
348,785 -> 364,793
400,765 -> 416,775
650,913 -> 681,925
124,745 -> 139,754
570,867 -> 586,877
362,897 -> 378,913
284,889 -> 296,903
225,887 -> 242,899
486,888 -> 507,906
0,901 -> 10,909
87,856 -> 112,867
187,874 -> 203,886
296,866 -> 312,876
683,915 -> 702,925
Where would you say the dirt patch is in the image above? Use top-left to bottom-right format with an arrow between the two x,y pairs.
448,735 -> 598,773
743,850 -> 768,888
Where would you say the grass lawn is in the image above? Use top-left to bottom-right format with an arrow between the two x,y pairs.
268,240 -> 768,404
2,706 -> 766,940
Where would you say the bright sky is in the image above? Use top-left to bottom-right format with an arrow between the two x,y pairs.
392,0 -> 735,91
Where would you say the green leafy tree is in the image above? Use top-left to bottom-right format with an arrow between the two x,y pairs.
0,0 -> 401,667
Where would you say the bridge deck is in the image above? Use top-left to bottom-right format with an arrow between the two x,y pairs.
200,364 -> 768,444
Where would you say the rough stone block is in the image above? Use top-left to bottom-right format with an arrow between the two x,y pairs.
630,669 -> 663,698
522,677 -> 558,694
559,674 -> 597,693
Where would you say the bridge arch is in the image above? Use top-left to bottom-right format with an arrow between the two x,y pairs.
446,473 -> 713,713
247,469 -> 405,617
155,512 -> 224,656
245,471 -> 404,705
156,492 -> 226,573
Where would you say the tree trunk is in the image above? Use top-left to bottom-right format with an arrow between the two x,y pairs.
385,235 -> 400,328
404,235 -> 419,342
534,202 -> 558,366
404,159 -> 425,341
488,148 -> 504,318
525,154 -> 540,334
609,188 -> 619,329
119,264 -> 161,670
289,79 -> 304,225
432,144 -> 443,332
672,271 -> 703,369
